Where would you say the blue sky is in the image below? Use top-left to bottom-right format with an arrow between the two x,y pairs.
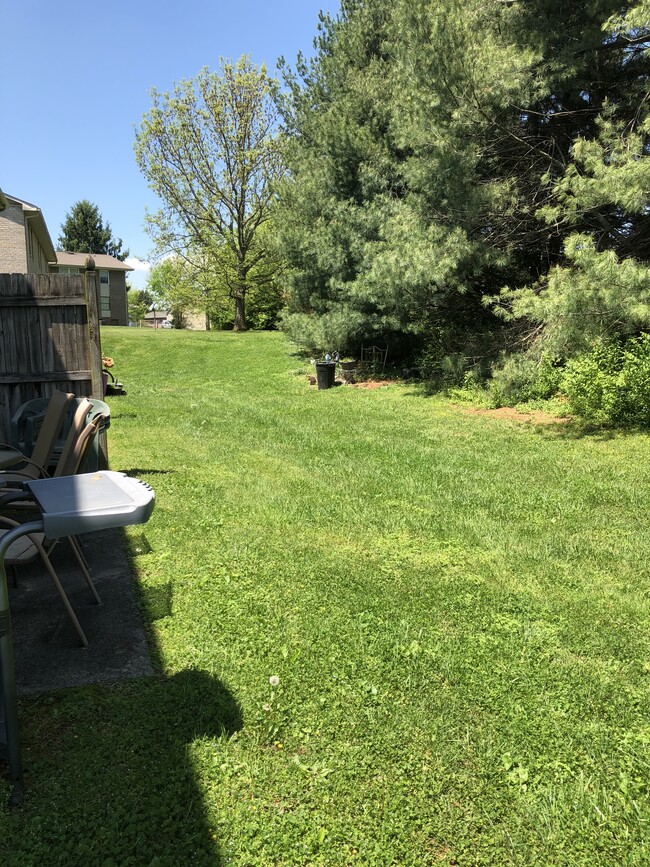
1,0 -> 340,288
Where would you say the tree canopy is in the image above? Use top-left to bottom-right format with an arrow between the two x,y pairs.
145,257 -> 200,328
494,0 -> 650,355
58,200 -> 128,260
275,0 -> 650,369
134,56 -> 284,331
128,289 -> 154,326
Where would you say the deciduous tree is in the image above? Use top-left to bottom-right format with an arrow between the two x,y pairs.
146,258 -> 200,328
134,56 -> 284,331
128,289 -> 153,326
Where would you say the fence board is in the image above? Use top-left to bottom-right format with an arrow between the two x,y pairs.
0,273 -> 104,443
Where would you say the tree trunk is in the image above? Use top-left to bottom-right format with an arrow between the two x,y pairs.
233,293 -> 247,331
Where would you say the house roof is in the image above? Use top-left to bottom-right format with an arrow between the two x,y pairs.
4,193 -> 56,262
55,251 -> 134,271
144,309 -> 171,319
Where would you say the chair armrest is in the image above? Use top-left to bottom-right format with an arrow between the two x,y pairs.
0,442 -> 24,456
0,455 -> 51,479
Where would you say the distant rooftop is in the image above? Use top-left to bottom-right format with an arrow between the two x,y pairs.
55,251 -> 134,271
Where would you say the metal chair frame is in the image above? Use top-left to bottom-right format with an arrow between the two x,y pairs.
360,344 -> 388,373
0,413 -> 107,646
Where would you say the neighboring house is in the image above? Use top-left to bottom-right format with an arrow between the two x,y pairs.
143,309 -> 172,327
184,311 -> 208,331
141,310 -> 207,330
0,191 -> 56,274
0,190 -> 133,326
50,252 -> 133,326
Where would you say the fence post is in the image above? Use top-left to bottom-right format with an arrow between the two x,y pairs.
84,257 -> 103,400
84,259 -> 108,469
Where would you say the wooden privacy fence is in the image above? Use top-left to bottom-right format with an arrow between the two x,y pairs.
0,271 -> 104,448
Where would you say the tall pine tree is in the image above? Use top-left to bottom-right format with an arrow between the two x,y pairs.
277,0 -> 648,367
58,200 -> 128,260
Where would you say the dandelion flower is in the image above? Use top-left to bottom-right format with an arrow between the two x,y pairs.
269,675 -> 280,687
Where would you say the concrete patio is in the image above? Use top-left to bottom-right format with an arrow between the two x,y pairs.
8,528 -> 153,696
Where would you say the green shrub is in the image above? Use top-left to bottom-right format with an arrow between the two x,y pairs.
488,354 -> 563,407
562,334 -> 650,427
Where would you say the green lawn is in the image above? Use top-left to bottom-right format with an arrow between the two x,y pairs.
2,327 -> 650,865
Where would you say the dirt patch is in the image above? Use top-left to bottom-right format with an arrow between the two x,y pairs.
455,404 -> 568,425
348,379 -> 392,389
306,375 -> 391,389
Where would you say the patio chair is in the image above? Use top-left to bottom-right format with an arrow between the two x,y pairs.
0,398 -> 93,487
0,514 -> 92,646
53,399 -> 96,478
2,400 -> 99,581
0,390 -> 74,480
11,395 -> 111,474
0,413 -> 107,646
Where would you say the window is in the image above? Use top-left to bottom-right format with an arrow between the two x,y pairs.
58,266 -> 80,275
99,270 -> 110,317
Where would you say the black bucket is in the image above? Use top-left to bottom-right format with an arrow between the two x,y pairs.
316,362 -> 336,389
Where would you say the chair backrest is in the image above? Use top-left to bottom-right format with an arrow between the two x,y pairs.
55,413 -> 106,478
25,391 -> 75,478
360,344 -> 388,373
54,398 -> 93,478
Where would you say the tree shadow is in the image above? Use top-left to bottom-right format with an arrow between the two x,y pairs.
530,421 -> 622,441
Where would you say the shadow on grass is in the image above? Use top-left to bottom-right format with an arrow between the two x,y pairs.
119,467 -> 176,477
109,411 -> 139,420
532,421 -> 621,441
2,670 -> 242,864
0,518 -> 243,865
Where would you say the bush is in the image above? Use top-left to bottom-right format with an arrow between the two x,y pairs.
562,335 -> 650,427
488,354 -> 563,407
417,327 -> 495,393
280,308 -> 367,356
419,350 -> 469,390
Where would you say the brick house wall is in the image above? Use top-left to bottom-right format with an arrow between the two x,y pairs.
0,195 -> 55,275
0,199 -> 29,272
25,218 -> 52,273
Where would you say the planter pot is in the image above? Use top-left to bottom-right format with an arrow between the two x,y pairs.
339,360 -> 357,371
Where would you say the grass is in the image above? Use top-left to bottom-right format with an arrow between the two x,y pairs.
2,327 -> 650,865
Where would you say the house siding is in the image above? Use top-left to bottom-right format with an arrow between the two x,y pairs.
0,200 -> 28,273
51,255 -> 131,326
25,217 -> 51,273
107,269 -> 128,326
